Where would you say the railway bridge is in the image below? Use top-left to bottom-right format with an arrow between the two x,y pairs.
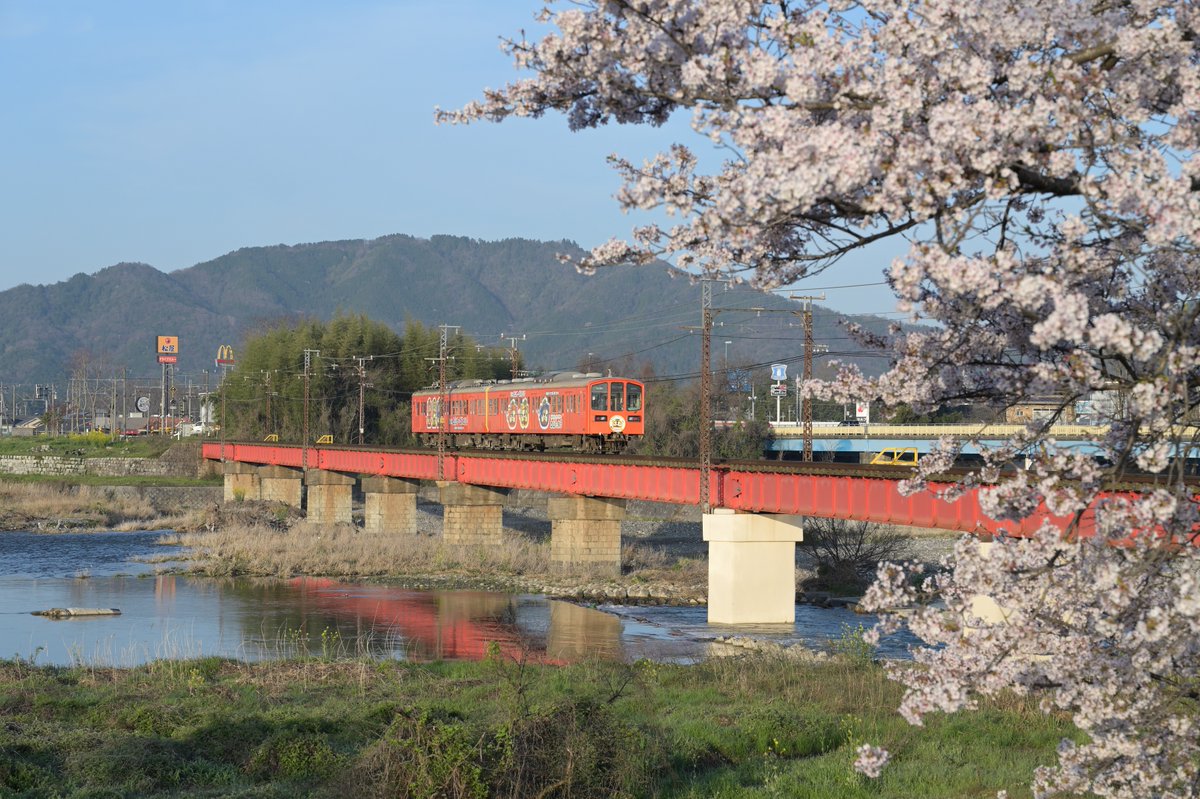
202,441 -> 1092,625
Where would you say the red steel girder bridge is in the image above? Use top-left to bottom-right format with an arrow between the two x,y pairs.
203,442 -> 1097,537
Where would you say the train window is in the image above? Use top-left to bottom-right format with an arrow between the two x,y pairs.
488,399 -> 499,415
627,384 -> 642,412
610,383 -> 624,412
591,383 -> 608,411
553,395 -> 562,413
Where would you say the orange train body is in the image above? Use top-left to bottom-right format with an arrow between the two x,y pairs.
411,374 -> 645,454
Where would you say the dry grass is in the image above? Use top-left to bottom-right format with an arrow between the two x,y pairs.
0,481 -> 161,530
179,521 -> 557,580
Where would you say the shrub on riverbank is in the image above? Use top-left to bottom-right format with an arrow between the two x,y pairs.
0,652 -> 1075,798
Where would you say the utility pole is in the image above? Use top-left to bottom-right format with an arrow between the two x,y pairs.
426,325 -> 460,480
790,294 -> 826,461
699,281 -> 714,512
500,333 -> 525,380
302,349 -> 320,470
262,370 -> 273,436
353,356 -> 373,445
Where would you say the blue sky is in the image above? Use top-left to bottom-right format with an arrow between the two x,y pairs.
0,0 -> 900,315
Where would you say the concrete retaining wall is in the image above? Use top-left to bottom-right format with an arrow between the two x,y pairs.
74,484 -> 222,511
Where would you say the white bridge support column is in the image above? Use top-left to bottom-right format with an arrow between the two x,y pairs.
547,495 -> 626,576
703,509 -> 805,624
258,465 -> 303,507
361,476 -> 420,535
304,469 -> 356,526
223,462 -> 261,502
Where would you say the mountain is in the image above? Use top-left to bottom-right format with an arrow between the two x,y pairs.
0,234 -> 899,386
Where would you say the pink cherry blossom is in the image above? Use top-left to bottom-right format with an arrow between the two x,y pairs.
449,3 -> 1200,795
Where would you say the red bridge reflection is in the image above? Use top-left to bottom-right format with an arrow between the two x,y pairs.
286,578 -> 620,664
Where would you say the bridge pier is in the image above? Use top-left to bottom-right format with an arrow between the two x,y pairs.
304,469 -> 356,525
258,465 -> 303,507
703,509 -> 805,624
223,462 -> 261,502
438,482 -> 508,546
361,476 -> 420,535
547,495 -> 625,576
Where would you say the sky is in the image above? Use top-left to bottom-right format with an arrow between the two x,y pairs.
0,0 -> 901,317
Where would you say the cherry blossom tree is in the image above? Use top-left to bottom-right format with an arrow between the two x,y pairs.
442,1 -> 1200,796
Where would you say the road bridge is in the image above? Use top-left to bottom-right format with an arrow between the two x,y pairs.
202,441 -> 1103,626
766,422 -> 1110,457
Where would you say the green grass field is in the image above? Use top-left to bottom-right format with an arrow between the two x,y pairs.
0,649 -> 1076,798
0,432 -> 177,459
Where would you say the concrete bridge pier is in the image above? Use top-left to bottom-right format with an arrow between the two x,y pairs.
223,462 -> 262,502
304,469 -> 356,525
258,465 -> 303,507
361,476 -> 420,535
702,509 -> 805,624
547,495 -> 625,576
437,482 -> 508,546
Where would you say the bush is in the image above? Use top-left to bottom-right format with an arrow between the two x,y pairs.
800,518 -> 909,594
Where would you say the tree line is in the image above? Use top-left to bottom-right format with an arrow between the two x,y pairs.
217,315 -> 513,445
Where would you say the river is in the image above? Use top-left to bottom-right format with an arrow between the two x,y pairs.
0,530 -> 917,666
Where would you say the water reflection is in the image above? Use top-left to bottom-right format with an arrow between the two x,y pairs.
0,531 -> 918,667
0,571 -> 630,667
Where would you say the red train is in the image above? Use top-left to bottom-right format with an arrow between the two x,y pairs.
411,373 -> 645,453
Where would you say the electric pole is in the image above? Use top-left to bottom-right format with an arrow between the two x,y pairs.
700,281 -> 714,513
353,356 -> 373,445
500,333 -> 525,380
302,349 -> 320,470
790,294 -> 827,461
426,326 -> 459,480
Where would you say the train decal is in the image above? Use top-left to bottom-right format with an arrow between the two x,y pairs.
537,397 -> 551,430
609,415 -> 626,433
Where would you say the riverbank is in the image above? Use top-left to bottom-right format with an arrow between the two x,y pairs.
1,478 -> 960,606
0,649 -> 1069,798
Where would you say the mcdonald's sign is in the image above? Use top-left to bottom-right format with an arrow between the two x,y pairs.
215,345 -> 235,367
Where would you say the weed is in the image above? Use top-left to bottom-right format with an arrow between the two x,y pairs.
828,622 -> 877,664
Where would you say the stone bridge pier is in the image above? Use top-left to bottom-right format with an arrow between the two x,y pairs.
547,495 -> 625,576
438,482 -> 508,546
304,469 -> 356,525
222,462 -> 261,502
361,476 -> 420,535
258,465 -> 303,507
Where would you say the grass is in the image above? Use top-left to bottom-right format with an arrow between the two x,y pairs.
0,481 -> 217,533
182,520 -> 566,580
0,433 -> 177,458
178,519 -> 708,591
0,473 -> 219,487
0,652 -> 1076,798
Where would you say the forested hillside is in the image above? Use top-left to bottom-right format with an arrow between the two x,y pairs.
0,235 -> 897,386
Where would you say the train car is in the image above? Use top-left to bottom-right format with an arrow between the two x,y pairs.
411,372 -> 645,453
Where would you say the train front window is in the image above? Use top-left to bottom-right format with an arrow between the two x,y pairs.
610,383 -> 624,412
590,383 -> 608,411
626,384 -> 642,412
